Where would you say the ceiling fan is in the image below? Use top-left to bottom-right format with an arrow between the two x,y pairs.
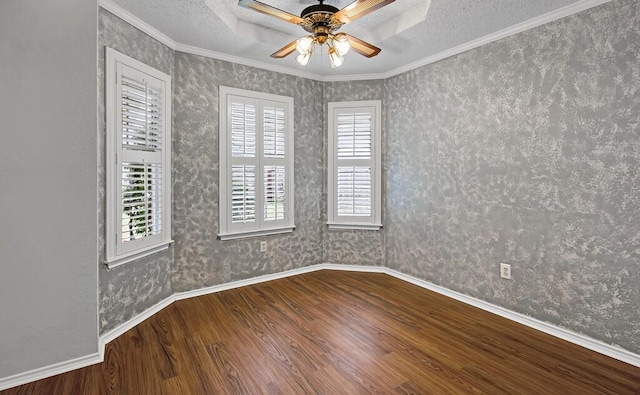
238,0 -> 395,68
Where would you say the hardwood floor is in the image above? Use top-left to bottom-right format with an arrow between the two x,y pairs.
3,270 -> 640,394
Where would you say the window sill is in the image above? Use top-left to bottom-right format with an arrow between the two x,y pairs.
326,223 -> 383,231
218,226 -> 295,241
105,240 -> 173,270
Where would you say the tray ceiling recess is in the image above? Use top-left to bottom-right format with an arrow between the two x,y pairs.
100,0 -> 611,80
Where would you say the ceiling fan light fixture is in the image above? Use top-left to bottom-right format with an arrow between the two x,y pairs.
296,35 -> 315,54
240,0 -> 391,68
296,50 -> 312,66
332,33 -> 351,56
328,46 -> 344,68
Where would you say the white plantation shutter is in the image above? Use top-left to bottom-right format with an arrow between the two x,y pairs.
228,96 -> 258,232
264,165 -> 286,221
231,101 -> 256,157
337,112 -> 372,159
120,75 -> 163,151
219,87 -> 294,239
106,48 -> 172,267
337,166 -> 371,216
121,162 -> 163,241
328,101 -> 381,229
231,165 -> 256,223
263,106 -> 286,158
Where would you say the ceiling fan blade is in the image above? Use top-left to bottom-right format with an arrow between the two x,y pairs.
332,0 -> 395,25
271,40 -> 298,58
342,34 -> 381,58
238,0 -> 305,25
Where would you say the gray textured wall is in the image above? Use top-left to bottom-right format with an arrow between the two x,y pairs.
98,9 -> 174,334
385,0 -> 640,353
322,81 -> 386,266
96,0 -> 640,356
172,52 -> 324,292
0,0 -> 98,378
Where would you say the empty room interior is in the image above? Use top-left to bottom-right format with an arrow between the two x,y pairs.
1,0 -> 640,393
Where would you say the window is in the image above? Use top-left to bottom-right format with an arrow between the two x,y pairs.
328,100 -> 382,230
105,48 -> 172,268
219,86 -> 295,240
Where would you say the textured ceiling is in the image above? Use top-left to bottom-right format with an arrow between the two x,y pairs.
108,0 -> 594,77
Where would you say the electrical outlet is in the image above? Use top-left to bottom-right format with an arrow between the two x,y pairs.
260,241 -> 267,252
500,263 -> 512,280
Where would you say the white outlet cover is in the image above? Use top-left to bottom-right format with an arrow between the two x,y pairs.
260,241 -> 267,252
500,263 -> 512,279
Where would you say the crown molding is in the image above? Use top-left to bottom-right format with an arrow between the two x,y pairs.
99,0 -> 176,49
173,43 -> 323,81
376,0 -> 612,80
99,0 -> 611,81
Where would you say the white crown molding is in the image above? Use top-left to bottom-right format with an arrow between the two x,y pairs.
173,43 -> 323,81
2,262 -> 638,391
99,0 -> 176,49
376,0 -> 612,80
0,352 -> 102,392
99,0 -> 611,82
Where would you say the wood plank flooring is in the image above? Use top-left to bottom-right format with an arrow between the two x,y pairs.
3,270 -> 640,394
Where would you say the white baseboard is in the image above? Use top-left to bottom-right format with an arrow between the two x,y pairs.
173,264 -> 326,301
0,352 -> 102,391
380,267 -> 640,368
99,295 -> 176,357
176,262 -> 640,368
3,262 -> 638,391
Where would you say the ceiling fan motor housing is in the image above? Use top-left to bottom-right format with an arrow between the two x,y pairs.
300,2 -> 339,19
300,0 -> 342,39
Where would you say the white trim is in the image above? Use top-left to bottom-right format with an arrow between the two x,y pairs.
105,240 -> 173,269
328,101 -> 382,228
98,296 -> 175,357
174,44 -> 323,82
332,0 -> 612,81
4,261 -> 638,391
327,223 -> 383,230
218,227 -> 295,241
380,266 -> 640,369
174,265 -> 326,301
0,352 -> 102,392
99,0 -> 176,49
105,47 -> 173,266
99,261 -> 640,371
218,86 -> 295,239
99,0 -> 177,49
99,0 -> 610,82
319,263 -> 387,273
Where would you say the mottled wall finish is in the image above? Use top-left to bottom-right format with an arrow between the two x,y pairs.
385,0 -> 640,352
322,81 -> 386,265
98,9 -> 174,333
172,52 -> 324,291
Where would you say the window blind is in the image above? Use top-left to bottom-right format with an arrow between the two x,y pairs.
121,75 -> 163,152
106,47 -> 172,266
327,100 -> 381,229
121,162 -> 162,242
219,87 -> 295,239
337,112 -> 371,159
336,111 -> 373,217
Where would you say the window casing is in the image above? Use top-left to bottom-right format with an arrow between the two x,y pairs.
219,86 -> 295,240
328,100 -> 382,230
105,48 -> 172,268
